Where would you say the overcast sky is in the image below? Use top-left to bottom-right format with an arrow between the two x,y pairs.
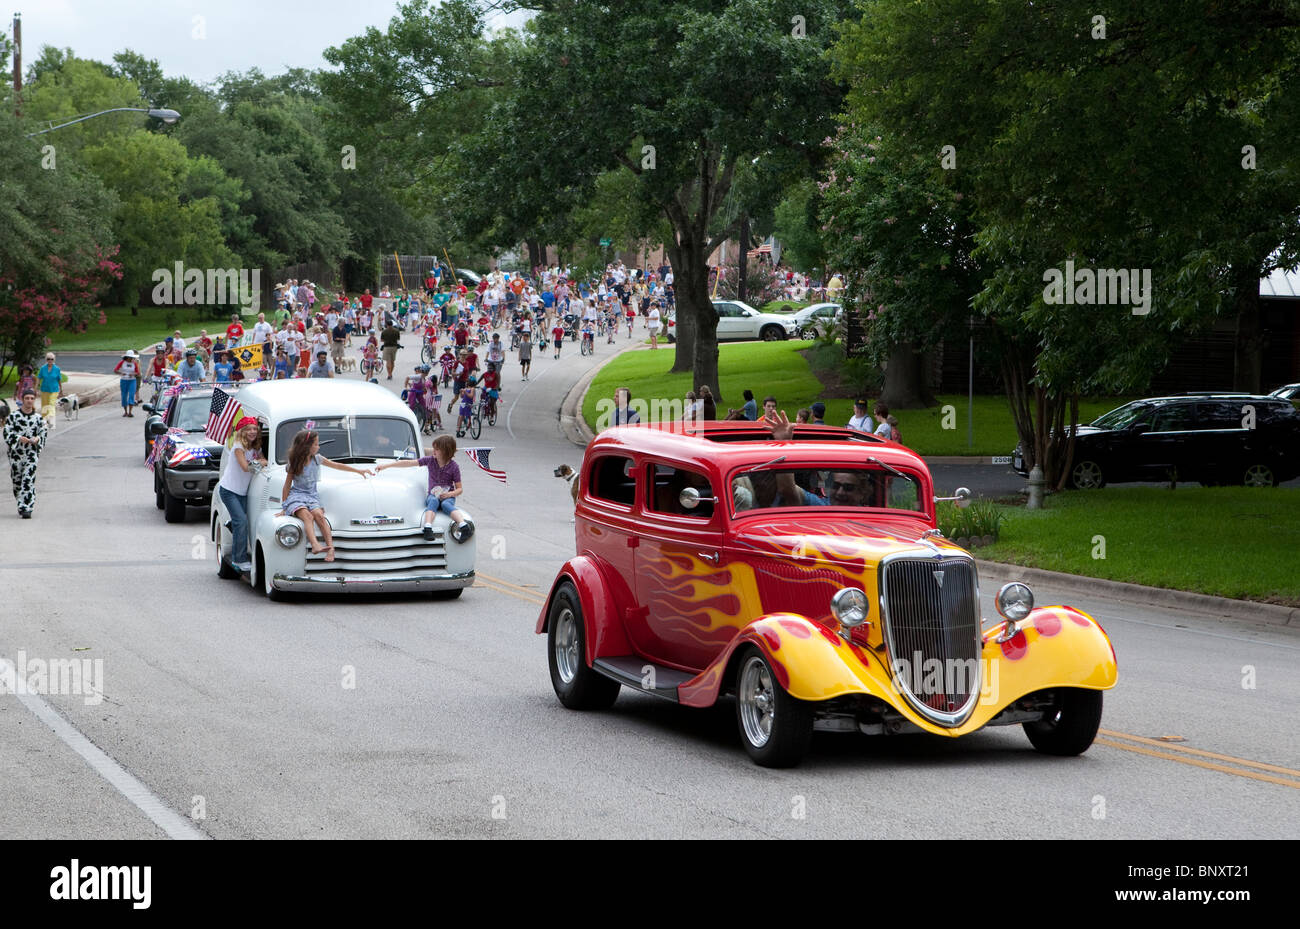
15,0 -> 528,85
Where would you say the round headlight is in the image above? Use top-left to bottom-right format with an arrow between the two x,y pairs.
276,524 -> 303,548
996,582 -> 1034,622
830,587 -> 869,628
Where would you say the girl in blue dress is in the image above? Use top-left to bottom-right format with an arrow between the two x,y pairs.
275,430 -> 370,561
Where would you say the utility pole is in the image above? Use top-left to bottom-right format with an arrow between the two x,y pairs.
12,12 -> 21,118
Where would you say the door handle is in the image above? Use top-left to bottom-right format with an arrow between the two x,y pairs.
698,551 -> 719,564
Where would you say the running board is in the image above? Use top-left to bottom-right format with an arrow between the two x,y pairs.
592,657 -> 694,703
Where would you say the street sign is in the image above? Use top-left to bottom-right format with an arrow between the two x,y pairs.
599,238 -> 612,247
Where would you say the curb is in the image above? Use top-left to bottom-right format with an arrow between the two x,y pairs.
975,559 -> 1299,630
560,340 -> 653,448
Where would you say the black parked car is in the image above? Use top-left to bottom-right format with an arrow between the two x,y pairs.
1012,394 -> 1300,489
142,387 -> 227,522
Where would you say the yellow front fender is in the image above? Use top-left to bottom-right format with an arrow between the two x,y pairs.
678,606 -> 1117,739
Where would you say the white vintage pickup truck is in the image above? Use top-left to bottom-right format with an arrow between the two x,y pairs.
209,379 -> 476,599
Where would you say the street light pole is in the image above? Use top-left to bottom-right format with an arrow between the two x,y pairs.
25,107 -> 181,137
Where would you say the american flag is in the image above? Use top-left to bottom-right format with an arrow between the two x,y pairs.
462,447 -> 507,484
205,387 -> 243,444
168,445 -> 212,467
145,427 -> 187,471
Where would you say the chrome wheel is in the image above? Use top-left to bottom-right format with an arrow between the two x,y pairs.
554,606 -> 580,685
738,655 -> 775,748
1070,460 -> 1105,490
1244,464 -> 1275,487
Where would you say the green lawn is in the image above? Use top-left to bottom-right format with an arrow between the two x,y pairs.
760,300 -> 810,314
586,340 -> 1132,456
978,487 -> 1300,604
47,306 -> 223,352
584,341 -> 823,430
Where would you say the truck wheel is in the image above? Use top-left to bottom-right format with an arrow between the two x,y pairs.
735,646 -> 814,767
215,524 -> 240,579
163,484 -> 187,523
547,582 -> 620,710
760,325 -> 785,342
155,473 -> 165,510
257,546 -> 286,601
1023,689 -> 1103,755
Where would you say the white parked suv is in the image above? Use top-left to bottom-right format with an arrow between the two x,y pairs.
710,299 -> 799,341
209,380 -> 476,599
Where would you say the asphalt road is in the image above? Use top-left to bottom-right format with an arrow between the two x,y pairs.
3,330 -> 1298,839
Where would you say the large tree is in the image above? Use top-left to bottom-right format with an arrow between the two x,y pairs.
464,0 -> 850,396
832,0 -> 1300,487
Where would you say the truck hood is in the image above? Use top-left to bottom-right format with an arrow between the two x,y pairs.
730,513 -> 965,567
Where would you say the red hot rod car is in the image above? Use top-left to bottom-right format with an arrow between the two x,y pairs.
537,418 -> 1117,767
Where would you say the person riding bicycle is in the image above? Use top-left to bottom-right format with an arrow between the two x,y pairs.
486,333 -> 505,377
581,320 -> 595,353
455,377 -> 477,438
438,346 -> 457,386
360,337 -> 380,380
406,365 -> 432,432
480,365 -> 501,418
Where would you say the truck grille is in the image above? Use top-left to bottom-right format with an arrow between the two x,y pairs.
880,555 -> 981,726
305,527 -> 447,577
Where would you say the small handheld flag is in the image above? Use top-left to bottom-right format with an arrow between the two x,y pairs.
206,387 -> 244,444
168,445 -> 212,467
462,447 -> 507,484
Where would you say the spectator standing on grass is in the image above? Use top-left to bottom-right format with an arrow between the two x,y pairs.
874,401 -> 900,442
847,398 -> 874,433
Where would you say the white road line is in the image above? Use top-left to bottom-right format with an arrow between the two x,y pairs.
506,353 -> 553,440
1,658 -> 208,840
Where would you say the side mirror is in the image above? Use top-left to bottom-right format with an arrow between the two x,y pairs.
148,421 -> 168,437
933,486 -> 972,509
679,487 -> 717,510
141,404 -> 155,414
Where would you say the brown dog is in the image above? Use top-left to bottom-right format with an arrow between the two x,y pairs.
554,464 -> 580,505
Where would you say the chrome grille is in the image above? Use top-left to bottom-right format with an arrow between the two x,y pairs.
305,527 -> 446,576
880,555 -> 980,726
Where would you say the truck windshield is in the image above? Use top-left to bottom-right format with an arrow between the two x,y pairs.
275,416 -> 419,464
732,467 -> 924,514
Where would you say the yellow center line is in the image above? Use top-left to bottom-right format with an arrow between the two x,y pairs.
475,577 -> 546,605
1099,728 -> 1300,778
1094,738 -> 1300,790
476,571 -> 547,596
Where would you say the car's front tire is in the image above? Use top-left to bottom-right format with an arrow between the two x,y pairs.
734,646 -> 814,768
760,325 -> 786,342
256,546 -> 286,601
162,482 -> 187,522
1023,689 -> 1103,755
1068,459 -> 1106,490
547,582 -> 620,710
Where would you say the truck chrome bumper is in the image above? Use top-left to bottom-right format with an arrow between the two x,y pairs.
272,570 -> 474,593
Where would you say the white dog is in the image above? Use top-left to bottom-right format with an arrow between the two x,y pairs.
338,357 -> 357,372
58,394 -> 80,420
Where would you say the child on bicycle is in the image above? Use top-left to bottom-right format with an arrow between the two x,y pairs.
455,378 -> 477,438
438,345 -> 457,387
581,320 -> 595,353
406,365 -> 431,433
480,365 -> 501,418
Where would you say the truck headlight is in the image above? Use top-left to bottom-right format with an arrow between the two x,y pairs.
830,587 -> 869,628
276,524 -> 302,548
996,582 -> 1034,622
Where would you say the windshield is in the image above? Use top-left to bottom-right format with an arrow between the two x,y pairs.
275,416 -> 419,464
175,397 -> 211,432
732,467 -> 925,514
1090,401 -> 1152,430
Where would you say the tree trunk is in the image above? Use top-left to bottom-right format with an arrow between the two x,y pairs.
526,239 -> 543,275
1232,264 -> 1264,394
737,212 -> 749,304
879,341 -> 935,408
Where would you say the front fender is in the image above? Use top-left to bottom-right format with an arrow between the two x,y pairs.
678,606 -> 1118,738
537,556 -> 635,664
254,513 -> 310,575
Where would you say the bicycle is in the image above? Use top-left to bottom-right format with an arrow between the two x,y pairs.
580,329 -> 594,356
360,355 -> 380,380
